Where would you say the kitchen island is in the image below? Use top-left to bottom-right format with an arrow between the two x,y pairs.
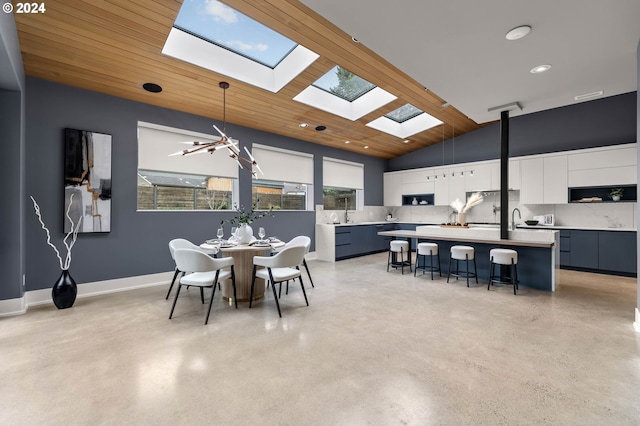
379,226 -> 559,291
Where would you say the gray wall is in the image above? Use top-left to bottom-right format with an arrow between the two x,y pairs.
22,77 -> 385,293
637,40 -> 639,315
389,92 -> 637,171
0,12 -> 26,301
0,90 -> 24,300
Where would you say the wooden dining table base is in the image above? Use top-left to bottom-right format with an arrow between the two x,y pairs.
219,245 -> 272,302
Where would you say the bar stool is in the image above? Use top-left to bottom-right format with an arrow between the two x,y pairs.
447,245 -> 478,287
414,242 -> 441,280
387,240 -> 411,274
488,248 -> 519,294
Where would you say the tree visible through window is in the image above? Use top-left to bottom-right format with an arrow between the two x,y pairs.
323,187 -> 356,210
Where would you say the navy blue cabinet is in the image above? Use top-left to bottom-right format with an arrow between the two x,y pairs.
568,230 -> 599,269
334,223 -> 397,260
559,229 -> 636,276
598,231 -> 637,274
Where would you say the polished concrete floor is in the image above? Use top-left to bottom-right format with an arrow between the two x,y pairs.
1,253 -> 639,425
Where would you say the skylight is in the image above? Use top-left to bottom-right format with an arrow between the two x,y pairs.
162,0 -> 319,93
173,0 -> 297,68
385,103 -> 424,123
312,66 -> 376,102
367,106 -> 443,139
293,66 -> 396,121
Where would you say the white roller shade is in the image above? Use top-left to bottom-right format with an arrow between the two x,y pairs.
323,157 -> 364,189
138,122 -> 239,178
252,144 -> 313,184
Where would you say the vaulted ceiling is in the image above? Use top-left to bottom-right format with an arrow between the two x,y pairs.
14,1 -> 639,160
13,0 -> 484,159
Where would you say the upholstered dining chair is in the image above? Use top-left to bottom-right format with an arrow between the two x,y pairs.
272,235 -> 314,288
169,248 -> 236,325
167,238 -> 218,301
249,245 -> 308,318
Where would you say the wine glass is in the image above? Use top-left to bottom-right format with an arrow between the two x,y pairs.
258,227 -> 266,242
216,227 -> 224,242
230,226 -> 237,242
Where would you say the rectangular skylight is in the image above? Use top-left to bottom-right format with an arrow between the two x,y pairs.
385,103 -> 424,123
367,111 -> 443,139
174,0 -> 297,68
163,1 -> 319,93
312,66 -> 376,102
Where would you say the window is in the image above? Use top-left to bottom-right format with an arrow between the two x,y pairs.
323,187 -> 357,210
322,157 -> 364,210
138,170 -> 234,211
137,122 -> 238,211
253,180 -> 308,211
251,144 -> 314,211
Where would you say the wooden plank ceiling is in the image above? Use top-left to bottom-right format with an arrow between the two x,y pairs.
15,0 -> 487,159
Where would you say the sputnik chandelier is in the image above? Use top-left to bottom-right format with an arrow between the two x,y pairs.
169,82 -> 262,177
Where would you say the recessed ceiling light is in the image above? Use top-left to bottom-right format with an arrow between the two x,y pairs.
574,91 -> 604,101
403,140 -> 410,143
299,123 -> 309,128
351,36 -> 359,43
315,125 -> 326,131
505,25 -> 531,41
530,64 -> 551,74
364,145 -> 369,149
345,140 -> 350,144
143,83 -> 162,93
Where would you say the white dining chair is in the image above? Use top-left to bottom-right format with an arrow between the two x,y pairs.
167,238 -> 219,301
169,248 -> 236,325
273,235 -> 314,289
249,245 -> 308,318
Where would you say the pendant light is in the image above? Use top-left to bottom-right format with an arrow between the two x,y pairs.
169,82 -> 262,177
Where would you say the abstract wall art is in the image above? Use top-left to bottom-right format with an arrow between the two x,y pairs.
64,128 -> 112,233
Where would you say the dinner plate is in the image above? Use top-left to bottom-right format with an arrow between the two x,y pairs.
250,242 -> 272,247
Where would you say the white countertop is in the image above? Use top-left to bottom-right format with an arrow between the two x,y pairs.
517,225 -> 636,232
317,222 -> 636,232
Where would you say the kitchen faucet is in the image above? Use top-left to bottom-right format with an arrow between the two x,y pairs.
511,208 -> 521,231
344,198 -> 350,224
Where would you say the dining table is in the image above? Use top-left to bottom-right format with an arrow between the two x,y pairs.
200,239 -> 285,302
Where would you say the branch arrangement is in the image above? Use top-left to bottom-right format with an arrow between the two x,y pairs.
31,194 -> 82,270
450,192 -> 484,213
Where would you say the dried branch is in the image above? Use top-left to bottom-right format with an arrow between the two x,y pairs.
30,193 -> 83,270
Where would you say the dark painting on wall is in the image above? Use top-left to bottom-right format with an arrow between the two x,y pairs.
64,128 -> 112,233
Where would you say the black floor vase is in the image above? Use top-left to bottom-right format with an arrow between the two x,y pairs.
52,269 -> 77,309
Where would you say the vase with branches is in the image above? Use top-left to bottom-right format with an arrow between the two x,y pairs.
30,193 -> 83,309
221,204 -> 274,244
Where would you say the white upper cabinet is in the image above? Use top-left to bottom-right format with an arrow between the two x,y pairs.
520,155 -> 568,204
433,168 -> 449,205
520,158 -> 544,204
567,144 -> 637,187
465,163 -> 493,192
543,155 -> 568,204
402,170 -> 434,195
508,159 -> 520,190
383,172 -> 402,206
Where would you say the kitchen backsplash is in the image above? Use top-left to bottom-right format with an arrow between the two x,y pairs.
316,192 -> 637,229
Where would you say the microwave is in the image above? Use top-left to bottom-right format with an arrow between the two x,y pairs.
533,214 -> 554,226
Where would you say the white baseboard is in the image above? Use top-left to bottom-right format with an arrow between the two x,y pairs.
634,308 -> 640,333
0,296 -> 27,317
0,271 -> 173,317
